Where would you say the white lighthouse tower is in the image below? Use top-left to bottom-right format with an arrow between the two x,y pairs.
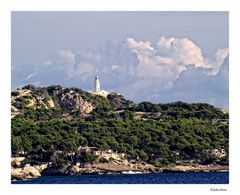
89,75 -> 109,97
94,76 -> 100,92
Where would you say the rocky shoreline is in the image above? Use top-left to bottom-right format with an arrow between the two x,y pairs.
11,161 -> 229,180
11,148 -> 228,181
161,164 -> 229,173
11,164 -> 41,180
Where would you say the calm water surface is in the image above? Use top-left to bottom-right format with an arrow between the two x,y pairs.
12,172 -> 229,184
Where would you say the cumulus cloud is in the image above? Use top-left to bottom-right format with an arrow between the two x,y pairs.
157,37 -> 229,76
12,36 -> 228,108
127,38 -> 155,54
126,37 -> 229,83
58,37 -> 228,107
157,37 -> 206,67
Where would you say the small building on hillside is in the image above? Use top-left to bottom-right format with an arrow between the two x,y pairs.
77,146 -> 98,156
204,148 -> 226,159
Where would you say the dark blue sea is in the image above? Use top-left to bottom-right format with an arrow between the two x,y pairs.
12,172 -> 229,184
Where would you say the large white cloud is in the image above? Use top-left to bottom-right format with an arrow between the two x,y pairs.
57,37 -> 229,86
12,36 -> 228,108
126,37 -> 229,83
157,37 -> 206,67
56,37 -> 228,108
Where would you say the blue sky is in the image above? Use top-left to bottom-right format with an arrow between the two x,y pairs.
11,11 -> 229,108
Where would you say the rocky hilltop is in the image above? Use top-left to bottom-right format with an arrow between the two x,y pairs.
11,84 -> 134,119
12,85 -> 93,118
11,85 -> 229,180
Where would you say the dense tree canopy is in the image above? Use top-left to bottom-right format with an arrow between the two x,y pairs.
12,116 -> 228,166
11,86 -> 229,166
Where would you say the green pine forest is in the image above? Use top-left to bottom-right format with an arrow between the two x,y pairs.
11,85 -> 229,167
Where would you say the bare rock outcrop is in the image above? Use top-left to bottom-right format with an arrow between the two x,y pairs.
11,164 -> 41,180
11,85 -> 95,117
56,91 -> 94,114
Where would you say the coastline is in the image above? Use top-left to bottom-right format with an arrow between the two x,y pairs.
11,162 -> 229,180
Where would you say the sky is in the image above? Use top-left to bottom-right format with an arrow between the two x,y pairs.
11,11 -> 229,108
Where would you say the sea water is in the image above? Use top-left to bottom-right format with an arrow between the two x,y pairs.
12,172 -> 229,184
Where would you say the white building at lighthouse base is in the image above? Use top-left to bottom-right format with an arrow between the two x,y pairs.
89,90 -> 110,97
88,75 -> 110,97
